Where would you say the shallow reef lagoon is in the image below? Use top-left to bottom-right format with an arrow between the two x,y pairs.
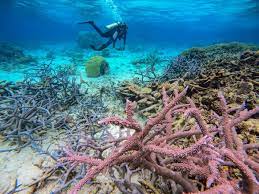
0,1 -> 259,194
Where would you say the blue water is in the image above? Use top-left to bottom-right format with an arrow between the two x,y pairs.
0,0 -> 259,47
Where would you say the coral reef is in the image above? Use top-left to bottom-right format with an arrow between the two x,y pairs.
118,81 -> 163,116
58,86 -> 259,194
1,42 -> 258,194
0,43 -> 36,71
184,49 -> 258,112
128,43 -> 259,85
181,42 -> 259,64
85,56 -> 109,77
119,45 -> 259,117
162,42 -> 259,81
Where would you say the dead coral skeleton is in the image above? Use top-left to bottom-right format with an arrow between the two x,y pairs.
28,92 -> 109,193
0,62 -> 82,152
59,86 -> 259,194
133,50 -> 169,84
162,55 -> 200,81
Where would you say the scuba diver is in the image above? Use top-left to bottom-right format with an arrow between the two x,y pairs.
78,21 -> 128,51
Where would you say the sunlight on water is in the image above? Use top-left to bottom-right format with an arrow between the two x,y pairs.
119,0 -> 258,22
4,0 -> 257,24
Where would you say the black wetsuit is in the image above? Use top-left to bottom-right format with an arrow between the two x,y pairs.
79,21 -> 127,51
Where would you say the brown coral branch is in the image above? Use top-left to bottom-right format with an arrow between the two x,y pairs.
190,182 -> 238,194
142,159 -> 197,192
220,148 -> 259,193
169,162 -> 209,178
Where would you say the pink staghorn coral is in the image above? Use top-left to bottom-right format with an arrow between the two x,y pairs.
59,87 -> 259,194
98,99 -> 142,131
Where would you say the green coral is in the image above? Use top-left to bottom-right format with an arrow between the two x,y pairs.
85,56 -> 109,77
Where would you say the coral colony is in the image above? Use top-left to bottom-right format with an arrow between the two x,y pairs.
60,86 -> 259,194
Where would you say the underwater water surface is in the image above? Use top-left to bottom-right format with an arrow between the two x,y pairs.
0,0 -> 259,194
0,0 -> 259,44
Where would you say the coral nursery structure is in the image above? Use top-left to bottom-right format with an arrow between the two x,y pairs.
59,86 -> 259,194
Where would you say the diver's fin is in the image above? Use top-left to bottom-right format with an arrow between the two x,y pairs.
78,21 -> 94,24
90,45 -> 97,50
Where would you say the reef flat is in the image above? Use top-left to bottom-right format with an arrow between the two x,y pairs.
0,42 -> 258,194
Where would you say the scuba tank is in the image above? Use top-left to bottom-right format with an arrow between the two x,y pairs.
105,22 -> 121,30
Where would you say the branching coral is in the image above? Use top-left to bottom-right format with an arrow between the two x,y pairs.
133,50 -> 168,83
0,80 -> 19,96
162,55 -> 200,80
0,62 -> 82,152
0,95 -> 53,152
25,92 -> 109,192
59,86 -> 259,194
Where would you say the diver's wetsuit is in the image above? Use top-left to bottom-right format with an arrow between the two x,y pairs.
79,21 -> 127,51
